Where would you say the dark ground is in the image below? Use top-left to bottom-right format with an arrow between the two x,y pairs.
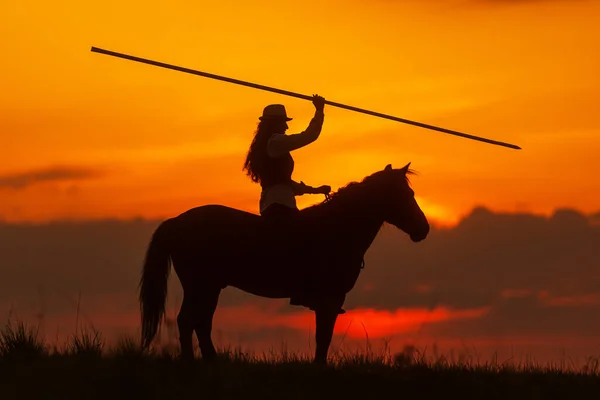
1,319 -> 599,400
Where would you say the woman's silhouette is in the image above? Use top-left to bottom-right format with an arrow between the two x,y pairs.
243,94 -> 330,219
242,94 -> 338,311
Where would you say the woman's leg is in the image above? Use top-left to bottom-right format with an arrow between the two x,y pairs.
262,204 -> 345,314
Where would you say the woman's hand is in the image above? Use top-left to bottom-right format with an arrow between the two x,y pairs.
315,185 -> 331,195
312,94 -> 325,112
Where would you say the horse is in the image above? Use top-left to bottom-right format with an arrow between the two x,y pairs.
138,162 -> 430,364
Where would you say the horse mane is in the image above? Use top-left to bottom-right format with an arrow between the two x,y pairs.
303,166 -> 417,213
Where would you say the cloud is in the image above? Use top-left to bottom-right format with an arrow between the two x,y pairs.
351,207 -> 600,308
1,206 -> 599,347
0,165 -> 103,190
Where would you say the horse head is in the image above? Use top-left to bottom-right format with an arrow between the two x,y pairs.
378,163 -> 429,242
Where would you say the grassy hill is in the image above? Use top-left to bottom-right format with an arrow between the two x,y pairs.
1,318 -> 599,400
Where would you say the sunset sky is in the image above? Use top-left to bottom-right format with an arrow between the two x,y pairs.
3,0 -> 600,224
2,0 -> 600,363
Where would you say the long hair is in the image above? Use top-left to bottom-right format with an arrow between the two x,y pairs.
242,120 -> 278,184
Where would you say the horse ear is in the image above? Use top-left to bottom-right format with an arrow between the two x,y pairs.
385,164 -> 393,171
402,162 -> 411,171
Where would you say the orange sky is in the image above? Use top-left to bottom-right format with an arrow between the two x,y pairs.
2,0 -> 600,225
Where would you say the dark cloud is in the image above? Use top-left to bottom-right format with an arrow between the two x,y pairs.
350,207 -> 599,309
0,218 -> 159,317
1,206 -> 599,341
345,207 -> 600,339
0,165 -> 103,190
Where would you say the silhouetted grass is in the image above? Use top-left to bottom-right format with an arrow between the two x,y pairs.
63,326 -> 104,358
0,318 -> 47,360
1,316 -> 599,400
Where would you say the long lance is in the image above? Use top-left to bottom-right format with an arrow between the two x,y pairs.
90,46 -> 521,150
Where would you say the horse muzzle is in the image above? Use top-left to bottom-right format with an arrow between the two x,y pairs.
409,224 -> 429,242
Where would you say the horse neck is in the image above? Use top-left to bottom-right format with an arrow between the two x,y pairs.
322,187 -> 385,258
345,211 -> 383,258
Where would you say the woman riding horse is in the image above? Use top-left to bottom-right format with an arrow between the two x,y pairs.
242,94 -> 340,312
243,94 -> 331,218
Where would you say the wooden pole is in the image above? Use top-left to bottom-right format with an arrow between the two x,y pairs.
90,46 -> 521,150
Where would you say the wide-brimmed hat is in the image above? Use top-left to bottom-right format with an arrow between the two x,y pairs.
259,104 -> 293,121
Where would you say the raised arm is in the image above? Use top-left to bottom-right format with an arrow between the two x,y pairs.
267,95 -> 326,158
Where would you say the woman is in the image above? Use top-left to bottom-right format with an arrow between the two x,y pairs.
243,94 -> 331,221
243,94 -> 344,313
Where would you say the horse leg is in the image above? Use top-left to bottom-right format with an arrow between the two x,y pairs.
176,286 -> 221,362
193,286 -> 221,362
177,292 -> 197,362
313,308 -> 339,365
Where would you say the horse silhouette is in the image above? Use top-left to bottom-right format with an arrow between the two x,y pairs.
138,163 -> 430,364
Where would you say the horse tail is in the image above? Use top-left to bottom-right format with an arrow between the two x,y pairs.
139,218 -> 175,350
